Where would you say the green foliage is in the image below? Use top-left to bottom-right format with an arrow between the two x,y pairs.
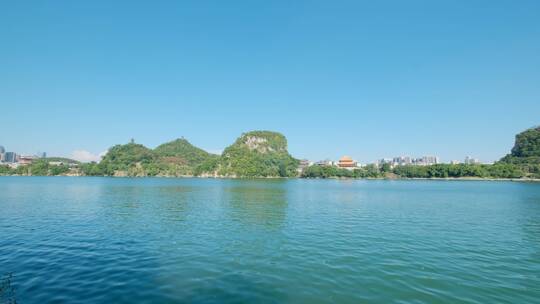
301,166 -> 352,178
499,126 -> 540,177
28,160 -> 50,176
486,164 -> 525,178
91,139 -> 222,177
153,138 -> 219,176
380,163 -> 391,173
80,139 -> 219,176
218,131 -> 299,177
80,162 -> 105,176
154,138 -> 217,166
194,157 -> 220,176
301,163 -> 525,179
0,165 -> 13,175
509,126 -> 540,157
102,143 -> 155,167
355,164 -> 382,178
501,126 -> 540,164
301,164 -> 382,178
49,165 -> 70,176
2,160 -> 72,176
392,163 -> 524,179
98,142 -> 156,176
231,131 -> 289,153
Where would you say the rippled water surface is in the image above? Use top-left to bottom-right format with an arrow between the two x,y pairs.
1,177 -> 540,303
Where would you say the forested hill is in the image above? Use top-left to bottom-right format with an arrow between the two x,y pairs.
216,131 -> 299,177
78,131 -> 298,177
154,138 -> 218,167
500,126 -> 540,164
84,139 -> 218,177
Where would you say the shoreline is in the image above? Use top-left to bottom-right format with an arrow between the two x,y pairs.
1,174 -> 539,182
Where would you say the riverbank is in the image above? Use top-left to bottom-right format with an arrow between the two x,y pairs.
301,176 -> 540,182
2,174 -> 540,182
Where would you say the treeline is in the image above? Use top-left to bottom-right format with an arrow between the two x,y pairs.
2,162 -> 538,179
391,163 -> 530,179
0,160 -> 72,176
77,160 -> 215,177
301,164 -> 382,178
301,163 -> 536,179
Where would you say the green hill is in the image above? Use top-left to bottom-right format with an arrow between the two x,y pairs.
98,142 -> 156,176
499,126 -> 540,178
500,126 -> 540,164
154,138 -> 219,176
217,131 -> 299,177
154,138 -> 218,166
83,139 -> 219,177
40,132 -> 301,177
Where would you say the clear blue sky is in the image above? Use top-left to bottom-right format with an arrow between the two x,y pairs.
1,1 -> 539,163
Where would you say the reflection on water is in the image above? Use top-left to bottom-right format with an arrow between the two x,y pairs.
1,177 -> 540,303
223,179 -> 289,230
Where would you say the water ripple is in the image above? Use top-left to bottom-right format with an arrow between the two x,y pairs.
1,177 -> 539,303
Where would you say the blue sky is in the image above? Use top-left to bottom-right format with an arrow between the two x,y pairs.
1,1 -> 539,163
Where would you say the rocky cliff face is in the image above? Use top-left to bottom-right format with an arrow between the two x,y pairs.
230,131 -> 289,153
244,136 -> 271,152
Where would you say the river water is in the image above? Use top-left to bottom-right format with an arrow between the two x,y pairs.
1,177 -> 539,303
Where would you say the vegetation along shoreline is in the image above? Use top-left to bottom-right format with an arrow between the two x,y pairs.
1,127 -> 540,180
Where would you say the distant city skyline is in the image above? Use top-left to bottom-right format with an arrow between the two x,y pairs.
2,1 -> 539,163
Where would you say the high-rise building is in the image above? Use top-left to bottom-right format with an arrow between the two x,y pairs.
464,156 -> 480,165
393,156 -> 412,166
422,156 -> 439,165
3,152 -> 17,163
377,158 -> 393,166
0,145 -> 5,154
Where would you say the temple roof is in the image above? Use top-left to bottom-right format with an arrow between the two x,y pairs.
339,156 -> 353,162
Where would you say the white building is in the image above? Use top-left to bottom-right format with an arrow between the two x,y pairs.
421,156 -> 439,165
315,159 -> 334,166
392,156 -> 412,166
464,156 -> 480,165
